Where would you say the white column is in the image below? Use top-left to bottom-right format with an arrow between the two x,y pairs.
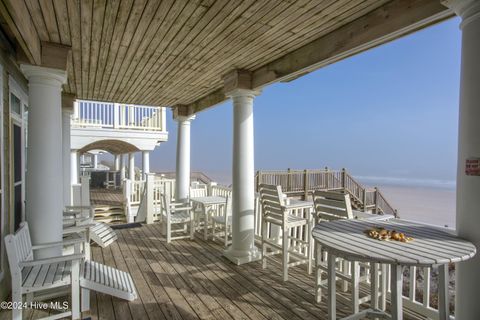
445,1 -> 480,318
21,65 -> 67,258
62,108 -> 72,206
71,150 -> 78,185
129,152 -> 135,181
174,115 -> 195,202
114,154 -> 121,171
120,154 -> 126,180
224,89 -> 261,265
142,150 -> 150,179
93,154 -> 98,169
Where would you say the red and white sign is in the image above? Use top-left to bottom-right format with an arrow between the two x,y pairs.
465,158 -> 480,176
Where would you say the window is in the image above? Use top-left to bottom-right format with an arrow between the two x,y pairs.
9,77 -> 27,232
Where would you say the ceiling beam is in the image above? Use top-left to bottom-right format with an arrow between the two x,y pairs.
0,0 -> 41,65
187,0 -> 453,114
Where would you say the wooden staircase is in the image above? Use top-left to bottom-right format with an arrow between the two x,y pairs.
90,188 -> 127,224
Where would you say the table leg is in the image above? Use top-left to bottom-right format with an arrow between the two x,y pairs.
204,205 -> 209,240
390,264 -> 403,320
371,263 -> 379,310
328,253 -> 337,320
438,264 -> 449,320
380,264 -> 387,311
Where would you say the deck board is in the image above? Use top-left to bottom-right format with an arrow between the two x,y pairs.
1,223 -> 428,319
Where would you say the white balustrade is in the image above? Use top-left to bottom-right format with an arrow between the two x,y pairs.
72,100 -> 165,131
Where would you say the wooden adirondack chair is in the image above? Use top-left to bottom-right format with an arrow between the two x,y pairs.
259,184 -> 312,282
5,223 -> 84,320
312,190 -> 377,313
63,205 -> 118,249
5,222 -> 137,320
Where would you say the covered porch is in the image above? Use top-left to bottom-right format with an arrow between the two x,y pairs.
0,0 -> 479,319
1,223 -> 426,320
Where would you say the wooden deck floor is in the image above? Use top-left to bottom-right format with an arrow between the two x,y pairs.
1,223 -> 426,320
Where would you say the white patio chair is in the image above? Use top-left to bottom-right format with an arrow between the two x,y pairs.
5,222 -> 137,320
160,190 -> 195,243
190,186 -> 208,231
312,190 -> 382,313
211,195 -> 232,247
260,184 -> 312,282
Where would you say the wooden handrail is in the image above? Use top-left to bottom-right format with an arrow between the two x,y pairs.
256,168 -> 397,217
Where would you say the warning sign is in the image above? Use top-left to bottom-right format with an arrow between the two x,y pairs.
466,158 -> 480,176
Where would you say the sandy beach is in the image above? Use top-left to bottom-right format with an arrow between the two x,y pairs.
371,184 -> 456,228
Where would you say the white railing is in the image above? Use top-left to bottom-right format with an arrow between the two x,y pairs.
72,100 -> 166,131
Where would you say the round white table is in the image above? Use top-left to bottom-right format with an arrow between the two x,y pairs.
312,219 -> 476,320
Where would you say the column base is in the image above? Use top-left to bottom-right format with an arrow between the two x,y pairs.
223,245 -> 261,265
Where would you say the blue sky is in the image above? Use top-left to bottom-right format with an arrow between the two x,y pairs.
148,18 -> 461,185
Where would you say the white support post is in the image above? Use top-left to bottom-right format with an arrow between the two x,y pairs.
62,107 -> 72,206
443,1 -> 480,318
93,154 -> 98,170
80,176 -> 90,207
21,64 -> 67,258
174,114 -> 195,202
142,150 -> 150,180
145,173 -> 154,224
114,154 -> 120,171
129,152 -> 135,181
223,88 -> 261,265
120,154 -> 126,181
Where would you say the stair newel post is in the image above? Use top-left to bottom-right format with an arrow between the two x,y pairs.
341,168 -> 346,190
80,175 -> 91,207
303,169 -> 309,200
287,168 -> 292,192
325,167 -> 329,189
374,187 -> 379,214
363,190 -> 368,212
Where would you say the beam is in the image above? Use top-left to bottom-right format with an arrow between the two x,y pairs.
0,0 -> 41,64
41,42 -> 71,70
187,0 -> 453,114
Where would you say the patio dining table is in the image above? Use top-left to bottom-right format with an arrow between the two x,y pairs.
190,196 -> 227,240
312,219 -> 476,320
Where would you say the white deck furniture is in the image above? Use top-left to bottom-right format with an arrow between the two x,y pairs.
259,184 -> 312,281
161,191 -> 194,243
211,195 -> 233,247
190,195 -> 227,241
64,205 -> 118,248
5,222 -> 138,320
313,190 -> 382,313
312,219 -> 477,320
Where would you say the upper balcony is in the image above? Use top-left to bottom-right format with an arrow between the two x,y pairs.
71,100 -> 168,153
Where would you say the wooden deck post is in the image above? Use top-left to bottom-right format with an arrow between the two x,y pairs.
303,169 -> 309,200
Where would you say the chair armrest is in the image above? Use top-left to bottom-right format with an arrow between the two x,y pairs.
171,206 -> 192,212
19,253 -> 84,268
63,224 -> 96,234
32,235 -> 87,251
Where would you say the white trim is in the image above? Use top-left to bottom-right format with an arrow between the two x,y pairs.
0,63 -> 4,281
9,75 -> 27,229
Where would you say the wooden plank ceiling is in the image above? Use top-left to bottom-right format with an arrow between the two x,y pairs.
0,0 -> 452,110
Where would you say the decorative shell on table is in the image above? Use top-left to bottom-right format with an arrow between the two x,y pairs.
365,227 -> 413,242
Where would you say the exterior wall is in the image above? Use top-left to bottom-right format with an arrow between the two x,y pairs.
0,44 -> 28,301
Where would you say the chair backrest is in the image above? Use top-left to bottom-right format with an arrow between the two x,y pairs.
312,190 -> 353,221
190,186 -> 207,198
4,222 -> 33,277
259,184 -> 285,223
